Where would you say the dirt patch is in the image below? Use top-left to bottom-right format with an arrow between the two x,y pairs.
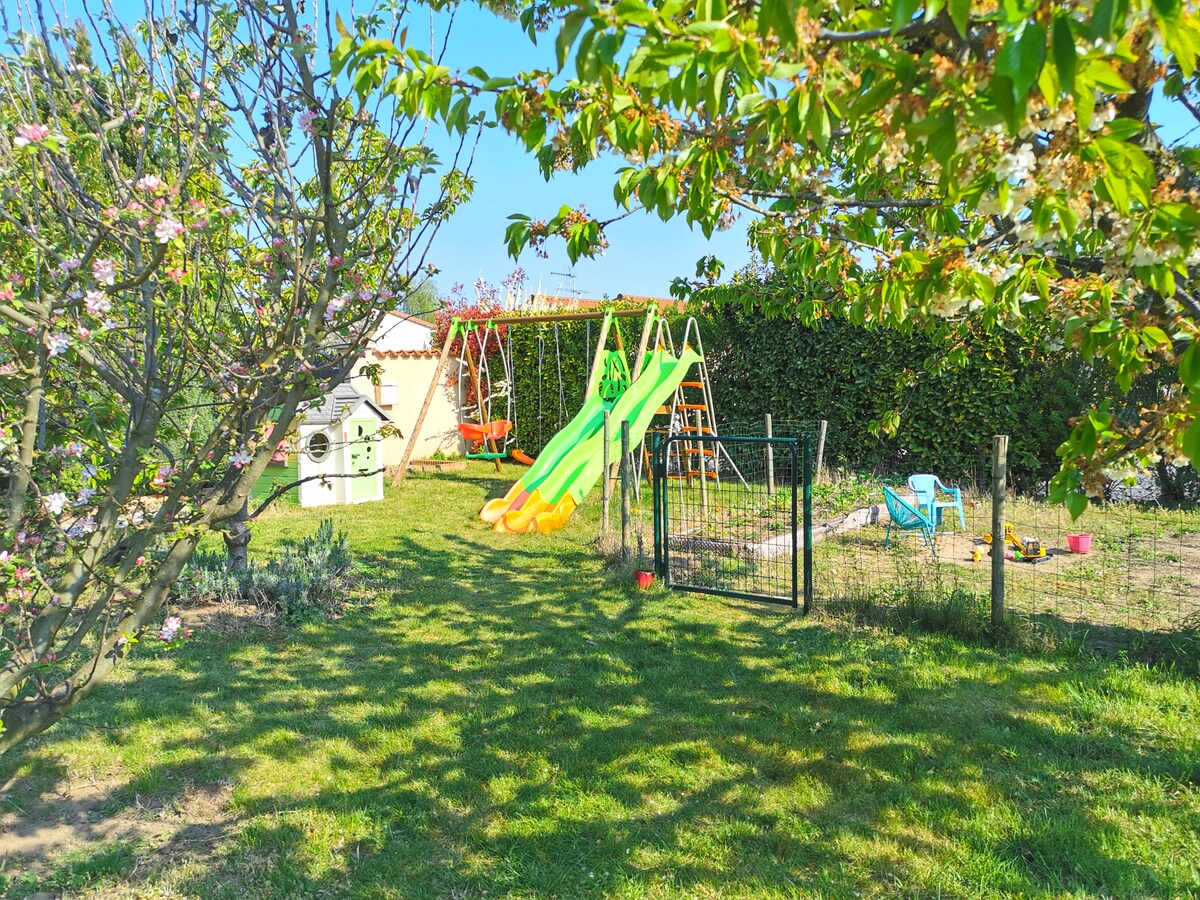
931,532 -> 1088,569
0,770 -> 238,880
176,599 -> 278,638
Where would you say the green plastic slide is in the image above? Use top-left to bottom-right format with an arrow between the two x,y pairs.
484,346 -> 701,533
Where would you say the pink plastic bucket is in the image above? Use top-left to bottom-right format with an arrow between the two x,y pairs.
634,570 -> 654,589
1066,533 -> 1092,554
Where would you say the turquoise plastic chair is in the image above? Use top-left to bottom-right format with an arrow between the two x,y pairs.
882,485 -> 937,556
907,473 -> 965,532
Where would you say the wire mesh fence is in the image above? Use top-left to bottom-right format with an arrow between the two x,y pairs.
808,465 -> 1200,637
628,423 -> 1198,644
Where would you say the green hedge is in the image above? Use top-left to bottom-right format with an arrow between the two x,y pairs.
499,297 -> 1108,489
690,303 -> 1109,488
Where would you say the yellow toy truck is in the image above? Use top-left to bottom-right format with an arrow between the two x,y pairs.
982,523 -> 1047,560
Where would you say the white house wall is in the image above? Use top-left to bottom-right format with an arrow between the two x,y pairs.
371,314 -> 434,353
352,353 -> 466,467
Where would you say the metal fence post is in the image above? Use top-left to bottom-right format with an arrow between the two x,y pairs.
991,434 -> 1008,629
601,410 -> 612,536
621,420 -> 632,559
765,413 -> 775,495
653,434 -> 663,577
815,419 -> 828,483
803,435 -> 813,614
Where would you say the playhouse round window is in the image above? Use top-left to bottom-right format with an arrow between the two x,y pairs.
306,432 -> 331,462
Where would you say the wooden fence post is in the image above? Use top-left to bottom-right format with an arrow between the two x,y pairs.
991,434 -> 1008,629
621,420 -> 632,558
815,419 -> 828,483
601,410 -> 612,537
765,413 -> 775,495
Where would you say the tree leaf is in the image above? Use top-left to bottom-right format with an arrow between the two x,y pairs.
1141,325 -> 1170,348
891,0 -> 922,34
995,23 -> 1046,107
949,0 -> 971,38
926,108 -> 957,167
1066,489 -> 1089,519
807,95 -> 831,152
1184,418 -> 1200,464
1052,16 -> 1076,95
556,10 -> 588,71
1180,343 -> 1200,390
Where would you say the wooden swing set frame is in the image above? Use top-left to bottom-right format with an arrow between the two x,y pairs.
391,306 -> 658,485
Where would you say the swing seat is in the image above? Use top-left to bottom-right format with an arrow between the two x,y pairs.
458,420 -> 512,444
459,420 -> 513,459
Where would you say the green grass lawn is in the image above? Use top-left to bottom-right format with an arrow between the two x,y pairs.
2,463 -> 1199,898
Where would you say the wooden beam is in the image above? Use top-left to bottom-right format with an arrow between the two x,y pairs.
463,329 -> 503,472
478,308 -> 653,326
392,318 -> 459,486
583,310 -> 614,398
631,306 -> 656,380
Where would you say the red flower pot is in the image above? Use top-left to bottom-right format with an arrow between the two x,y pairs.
634,570 -> 654,589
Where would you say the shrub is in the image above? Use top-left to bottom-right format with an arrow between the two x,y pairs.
174,519 -> 354,624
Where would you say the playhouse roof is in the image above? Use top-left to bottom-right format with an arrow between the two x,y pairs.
300,382 -> 391,427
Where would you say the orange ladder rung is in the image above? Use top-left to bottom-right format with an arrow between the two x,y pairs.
679,381 -> 704,388
680,425 -> 712,433
676,403 -> 707,411
682,448 -> 715,455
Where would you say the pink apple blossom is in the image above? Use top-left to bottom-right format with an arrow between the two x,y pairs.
84,290 -> 112,315
92,258 -> 116,285
155,218 -> 186,243
136,174 -> 164,191
47,333 -> 70,357
14,123 -> 51,147
160,616 -> 183,641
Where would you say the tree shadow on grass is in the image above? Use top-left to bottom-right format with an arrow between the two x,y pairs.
5,526 -> 1197,898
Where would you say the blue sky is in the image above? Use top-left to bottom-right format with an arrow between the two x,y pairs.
421,3 -> 752,300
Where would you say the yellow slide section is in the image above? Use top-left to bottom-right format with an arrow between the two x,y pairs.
481,482 -> 523,524
491,491 -> 578,535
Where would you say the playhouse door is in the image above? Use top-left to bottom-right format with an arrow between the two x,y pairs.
348,418 -> 378,501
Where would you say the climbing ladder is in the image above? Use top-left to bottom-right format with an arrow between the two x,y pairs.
641,318 -> 745,487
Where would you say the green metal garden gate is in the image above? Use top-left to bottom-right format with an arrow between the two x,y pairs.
653,433 -> 813,610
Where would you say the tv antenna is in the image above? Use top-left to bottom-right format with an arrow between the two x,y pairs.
551,270 -> 582,297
